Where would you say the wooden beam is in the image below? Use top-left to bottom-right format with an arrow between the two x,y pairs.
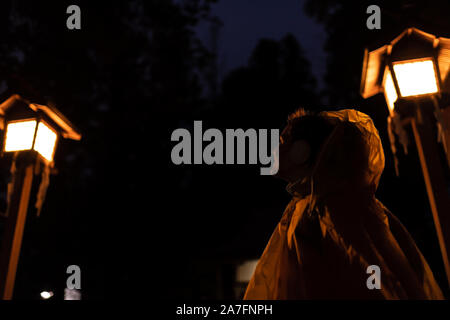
411,106 -> 450,288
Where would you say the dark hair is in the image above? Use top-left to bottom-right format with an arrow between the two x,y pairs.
282,108 -> 335,166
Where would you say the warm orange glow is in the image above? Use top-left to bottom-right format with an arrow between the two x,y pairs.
4,120 -> 37,152
33,122 -> 57,162
383,68 -> 398,113
393,59 -> 439,97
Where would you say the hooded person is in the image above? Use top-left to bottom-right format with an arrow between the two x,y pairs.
244,108 -> 444,300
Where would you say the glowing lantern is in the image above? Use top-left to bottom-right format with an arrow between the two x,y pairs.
0,94 -> 81,300
361,27 -> 450,114
0,94 -> 81,164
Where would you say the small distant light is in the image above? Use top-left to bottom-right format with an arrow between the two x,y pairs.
40,291 -> 54,299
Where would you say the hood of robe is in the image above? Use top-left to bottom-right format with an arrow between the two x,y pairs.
289,109 -> 385,202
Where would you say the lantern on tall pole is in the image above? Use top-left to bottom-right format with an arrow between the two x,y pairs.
361,27 -> 450,288
0,94 -> 81,299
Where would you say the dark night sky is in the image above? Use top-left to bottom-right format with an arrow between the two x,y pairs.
196,0 -> 327,89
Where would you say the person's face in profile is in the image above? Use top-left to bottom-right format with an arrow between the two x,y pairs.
275,125 -> 311,183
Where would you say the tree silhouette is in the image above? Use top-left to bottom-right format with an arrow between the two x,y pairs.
220,33 -> 319,129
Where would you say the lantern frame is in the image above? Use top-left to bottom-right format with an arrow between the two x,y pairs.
360,28 -> 450,114
0,94 -> 81,166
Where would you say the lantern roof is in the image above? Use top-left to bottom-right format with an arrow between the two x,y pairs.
0,94 -> 81,141
361,27 -> 450,99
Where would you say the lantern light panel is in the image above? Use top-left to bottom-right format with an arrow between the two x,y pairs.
4,120 -> 37,152
392,59 -> 439,97
33,122 -> 57,162
383,68 -> 398,113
